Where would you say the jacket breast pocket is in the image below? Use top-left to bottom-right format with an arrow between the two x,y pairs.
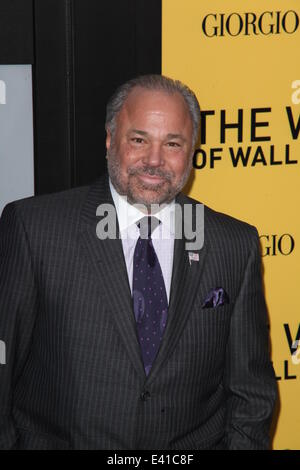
181,303 -> 233,369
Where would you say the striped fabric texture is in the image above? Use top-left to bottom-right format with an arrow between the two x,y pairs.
0,173 -> 277,449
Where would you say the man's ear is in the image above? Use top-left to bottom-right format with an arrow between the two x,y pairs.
106,127 -> 111,152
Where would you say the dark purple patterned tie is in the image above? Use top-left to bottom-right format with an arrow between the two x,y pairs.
132,216 -> 168,376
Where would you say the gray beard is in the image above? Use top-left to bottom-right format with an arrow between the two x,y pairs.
107,148 -> 192,208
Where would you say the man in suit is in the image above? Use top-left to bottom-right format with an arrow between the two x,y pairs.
0,74 -> 277,449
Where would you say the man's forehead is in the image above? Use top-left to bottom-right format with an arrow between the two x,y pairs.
120,86 -> 189,118
131,85 -> 185,104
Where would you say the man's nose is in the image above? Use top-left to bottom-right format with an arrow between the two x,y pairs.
143,143 -> 164,166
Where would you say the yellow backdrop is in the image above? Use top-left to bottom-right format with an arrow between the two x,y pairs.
163,0 -> 300,449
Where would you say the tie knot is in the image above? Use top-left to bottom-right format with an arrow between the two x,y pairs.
137,216 -> 160,239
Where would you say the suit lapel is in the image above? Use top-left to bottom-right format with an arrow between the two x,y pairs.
79,174 -> 145,379
79,176 -> 209,383
146,194 -> 209,385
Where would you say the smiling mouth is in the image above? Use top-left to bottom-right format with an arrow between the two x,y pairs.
136,173 -> 166,184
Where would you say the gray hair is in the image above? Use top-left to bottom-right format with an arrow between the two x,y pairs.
105,74 -> 201,146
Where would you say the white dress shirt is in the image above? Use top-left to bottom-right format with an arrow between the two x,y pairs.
109,179 -> 175,303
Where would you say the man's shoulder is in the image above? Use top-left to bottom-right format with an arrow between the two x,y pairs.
3,184 -> 89,217
13,184 -> 90,206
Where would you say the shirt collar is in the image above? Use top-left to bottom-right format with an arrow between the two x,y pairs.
109,178 -> 176,236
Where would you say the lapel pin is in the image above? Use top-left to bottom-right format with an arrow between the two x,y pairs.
188,252 -> 199,265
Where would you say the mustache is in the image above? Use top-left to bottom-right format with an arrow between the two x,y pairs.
127,166 -> 174,181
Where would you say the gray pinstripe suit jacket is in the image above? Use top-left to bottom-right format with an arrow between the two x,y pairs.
0,173 -> 277,450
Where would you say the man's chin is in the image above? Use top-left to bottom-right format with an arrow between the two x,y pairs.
127,186 -> 173,207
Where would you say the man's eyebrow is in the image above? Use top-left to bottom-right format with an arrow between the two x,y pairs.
127,129 -> 148,136
166,133 -> 186,142
127,130 -> 187,142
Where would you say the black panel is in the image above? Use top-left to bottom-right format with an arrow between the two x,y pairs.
72,0 -> 137,187
32,0 -> 74,194
135,0 -> 162,76
73,0 -> 162,187
32,0 -> 162,194
0,0 -> 34,64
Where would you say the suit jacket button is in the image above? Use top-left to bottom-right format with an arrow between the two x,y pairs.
140,390 -> 151,401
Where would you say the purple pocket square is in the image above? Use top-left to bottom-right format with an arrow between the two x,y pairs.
202,287 -> 229,308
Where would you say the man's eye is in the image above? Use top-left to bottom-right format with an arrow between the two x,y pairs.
131,137 -> 144,144
167,142 -> 180,147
